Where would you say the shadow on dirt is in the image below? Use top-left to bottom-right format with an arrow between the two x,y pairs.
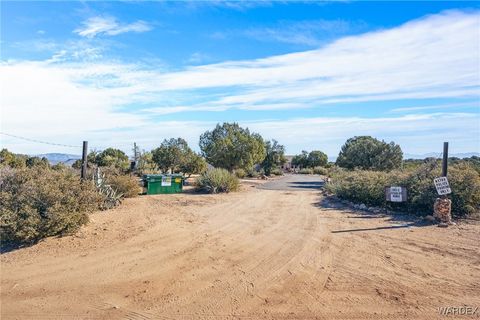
287,181 -> 325,190
314,196 -> 432,233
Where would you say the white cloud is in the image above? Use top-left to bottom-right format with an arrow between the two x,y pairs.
74,16 -> 152,38
1,10 -> 479,155
244,19 -> 366,46
149,10 -> 479,110
389,102 -> 479,113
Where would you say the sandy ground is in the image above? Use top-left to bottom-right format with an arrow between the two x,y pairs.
1,178 -> 479,320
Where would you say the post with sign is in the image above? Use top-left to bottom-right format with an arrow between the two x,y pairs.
433,142 -> 454,226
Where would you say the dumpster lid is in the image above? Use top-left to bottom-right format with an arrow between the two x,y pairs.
143,174 -> 183,181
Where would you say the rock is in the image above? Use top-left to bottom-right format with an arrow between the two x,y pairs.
438,222 -> 449,228
359,204 -> 367,210
433,198 -> 452,224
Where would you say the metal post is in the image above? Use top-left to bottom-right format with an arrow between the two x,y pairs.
81,141 -> 88,180
442,142 -> 448,177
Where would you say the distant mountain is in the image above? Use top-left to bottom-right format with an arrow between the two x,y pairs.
404,152 -> 479,160
36,153 -> 81,165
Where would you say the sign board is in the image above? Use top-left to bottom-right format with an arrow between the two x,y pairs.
434,177 -> 451,195
385,186 -> 407,202
161,176 -> 172,186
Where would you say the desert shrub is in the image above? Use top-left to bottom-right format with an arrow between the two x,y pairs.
196,168 -> 239,193
326,169 -> 389,207
326,163 -> 480,218
246,168 -> 259,178
234,168 -> 246,179
0,166 -> 104,245
271,168 -> 284,176
447,163 -> 480,215
106,174 -> 140,198
298,168 -> 314,174
313,166 -> 329,175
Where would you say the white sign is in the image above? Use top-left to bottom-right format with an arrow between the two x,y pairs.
434,177 -> 451,195
161,176 -> 172,186
390,186 -> 402,193
389,186 -> 403,202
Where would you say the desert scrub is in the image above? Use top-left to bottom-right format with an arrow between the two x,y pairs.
313,166 -> 329,175
326,169 -> 389,207
298,168 -> 314,174
196,168 -> 239,193
234,168 -> 246,179
106,174 -> 141,198
271,168 -> 284,176
0,166 -> 104,245
326,163 -> 480,218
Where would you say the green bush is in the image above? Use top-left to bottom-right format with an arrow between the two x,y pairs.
298,168 -> 314,174
234,168 -> 246,179
271,168 -> 284,176
106,174 -> 141,198
326,163 -> 480,218
246,168 -> 260,178
0,167 -> 104,245
313,166 -> 329,175
326,169 -> 389,207
196,168 -> 240,193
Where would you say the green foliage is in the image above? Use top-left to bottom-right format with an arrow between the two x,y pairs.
313,166 -> 329,175
93,148 -> 130,171
292,151 -> 309,168
199,123 -> 266,172
180,152 -> 208,177
326,163 -> 480,218
0,149 -> 27,168
271,168 -> 284,176
152,138 -> 206,176
136,151 -> 158,175
196,168 -> 240,193
106,175 -> 140,198
292,150 -> 328,169
326,169 -> 389,206
26,156 -> 50,168
246,167 -> 260,178
0,166 -> 103,245
298,168 -> 314,174
307,151 -> 328,168
261,139 -> 286,176
336,136 -> 403,171
234,168 -> 246,178
152,138 -> 191,173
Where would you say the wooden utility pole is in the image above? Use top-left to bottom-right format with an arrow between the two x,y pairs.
81,141 -> 88,180
442,142 -> 448,177
134,142 -> 138,167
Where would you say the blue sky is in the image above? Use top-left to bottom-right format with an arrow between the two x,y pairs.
1,1 -> 479,157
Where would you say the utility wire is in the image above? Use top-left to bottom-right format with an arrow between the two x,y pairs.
0,132 -> 81,148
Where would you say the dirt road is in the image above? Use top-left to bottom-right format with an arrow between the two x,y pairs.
258,174 -> 324,191
1,178 -> 479,319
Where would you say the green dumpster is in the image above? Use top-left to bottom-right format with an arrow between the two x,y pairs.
143,174 -> 183,194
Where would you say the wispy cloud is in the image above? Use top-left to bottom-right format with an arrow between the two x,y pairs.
74,16 -> 152,38
1,10 -> 479,155
389,102 -> 479,113
244,19 -> 367,46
